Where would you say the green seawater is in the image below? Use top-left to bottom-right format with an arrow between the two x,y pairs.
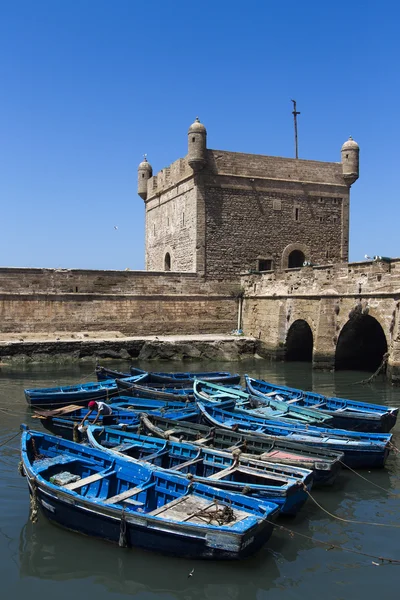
1,359 -> 400,600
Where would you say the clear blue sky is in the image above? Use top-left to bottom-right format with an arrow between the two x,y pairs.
1,1 -> 398,270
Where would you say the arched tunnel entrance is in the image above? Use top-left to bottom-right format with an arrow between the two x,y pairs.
335,315 -> 388,372
285,320 -> 313,361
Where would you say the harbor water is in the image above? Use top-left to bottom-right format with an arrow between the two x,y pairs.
1,359 -> 400,600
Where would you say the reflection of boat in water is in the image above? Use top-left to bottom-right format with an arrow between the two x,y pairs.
19,519 -> 281,598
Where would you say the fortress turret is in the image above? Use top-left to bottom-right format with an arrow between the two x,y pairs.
188,117 -> 207,171
137,156 -> 152,200
341,136 -> 359,186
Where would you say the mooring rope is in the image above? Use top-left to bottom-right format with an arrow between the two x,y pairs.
339,459 -> 400,496
267,518 -> 400,565
0,431 -> 21,448
303,485 -> 400,528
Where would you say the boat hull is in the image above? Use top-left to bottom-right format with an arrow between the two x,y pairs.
28,482 -> 273,559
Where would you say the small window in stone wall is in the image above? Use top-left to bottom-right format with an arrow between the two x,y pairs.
192,137 -> 195,143
294,207 -> 300,222
273,199 -> 282,211
332,216 -> 338,223
319,197 -> 324,203
319,216 -> 324,223
182,212 -> 185,226
153,224 -> 156,236
258,259 -> 273,271
167,217 -> 170,226
332,198 -> 338,204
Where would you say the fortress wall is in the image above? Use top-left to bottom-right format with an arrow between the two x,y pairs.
0,269 -> 239,335
203,181 -> 346,276
145,178 -> 197,272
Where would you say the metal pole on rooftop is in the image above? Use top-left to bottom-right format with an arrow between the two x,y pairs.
291,99 -> 300,159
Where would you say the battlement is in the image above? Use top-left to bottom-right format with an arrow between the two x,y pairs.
206,149 -> 345,186
146,156 -> 193,201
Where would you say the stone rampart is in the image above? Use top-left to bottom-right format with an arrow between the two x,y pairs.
0,268 -> 240,337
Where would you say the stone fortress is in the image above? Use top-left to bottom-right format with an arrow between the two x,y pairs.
2,117 -> 400,383
138,118 -> 359,276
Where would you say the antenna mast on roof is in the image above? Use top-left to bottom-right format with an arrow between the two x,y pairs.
291,99 -> 300,159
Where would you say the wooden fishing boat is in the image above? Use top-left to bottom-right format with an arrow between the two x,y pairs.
193,380 -> 333,426
96,366 -> 133,381
24,374 -> 149,408
245,376 -> 399,433
196,402 -> 392,468
129,367 -> 241,386
116,377 -> 194,402
33,404 -> 199,441
139,413 -> 343,487
87,425 -> 314,516
20,425 -> 280,560
96,366 -> 241,386
24,380 -> 118,408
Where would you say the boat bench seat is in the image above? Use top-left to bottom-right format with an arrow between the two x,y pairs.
143,448 -> 169,461
172,456 -> 203,471
105,482 -> 154,505
208,466 -> 236,480
64,470 -> 114,490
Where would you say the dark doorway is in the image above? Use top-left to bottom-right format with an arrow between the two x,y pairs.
285,320 -> 313,361
164,252 -> 171,272
288,250 -> 305,268
335,315 -> 388,372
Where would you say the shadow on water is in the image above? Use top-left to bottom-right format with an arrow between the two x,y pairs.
18,519 -> 281,599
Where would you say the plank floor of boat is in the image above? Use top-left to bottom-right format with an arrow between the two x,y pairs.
149,495 -> 249,525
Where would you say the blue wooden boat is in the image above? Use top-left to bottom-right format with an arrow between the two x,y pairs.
87,426 -> 314,516
196,402 -> 392,469
130,367 -> 241,386
20,425 -> 280,560
116,377 -> 194,402
24,374 -> 148,409
245,376 -> 399,433
96,366 -> 133,381
33,403 -> 199,441
96,366 -> 241,386
193,380 -> 333,426
139,413 -> 343,487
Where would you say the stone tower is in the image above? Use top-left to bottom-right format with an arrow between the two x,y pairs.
137,156 -> 153,200
138,120 -> 359,275
187,117 -> 207,171
341,137 -> 360,186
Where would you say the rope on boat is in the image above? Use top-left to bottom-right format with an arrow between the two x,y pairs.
303,485 -> 400,528
388,441 -> 400,454
18,459 -> 25,477
73,423 -> 81,443
119,510 -> 128,548
29,482 -> 38,524
190,499 -> 237,526
267,519 -> 400,565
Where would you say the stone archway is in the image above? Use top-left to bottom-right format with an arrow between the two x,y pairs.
281,243 -> 309,270
285,319 -> 314,361
335,314 -> 388,372
288,250 -> 305,268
